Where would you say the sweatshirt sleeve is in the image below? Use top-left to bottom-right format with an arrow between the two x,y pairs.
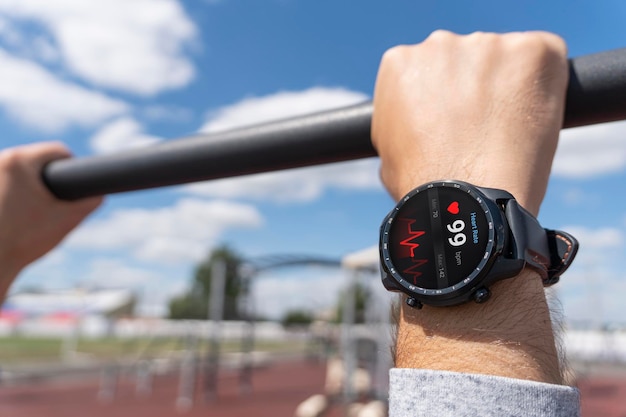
388,368 -> 580,417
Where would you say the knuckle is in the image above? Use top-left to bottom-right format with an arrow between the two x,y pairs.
464,31 -> 502,50
422,30 -> 459,50
380,44 -> 408,65
379,44 -> 416,75
538,32 -> 568,57
510,31 -> 568,60
426,29 -> 456,43
466,31 -> 495,42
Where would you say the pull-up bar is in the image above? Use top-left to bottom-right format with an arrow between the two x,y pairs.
43,48 -> 626,200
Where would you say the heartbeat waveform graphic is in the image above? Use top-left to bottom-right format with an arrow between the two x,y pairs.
403,259 -> 428,284
399,218 -> 426,257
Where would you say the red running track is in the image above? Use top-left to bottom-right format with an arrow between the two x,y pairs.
1,360 -> 625,417
0,360 -> 331,417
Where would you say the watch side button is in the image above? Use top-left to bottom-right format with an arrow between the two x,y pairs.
406,297 -> 423,309
473,287 -> 491,304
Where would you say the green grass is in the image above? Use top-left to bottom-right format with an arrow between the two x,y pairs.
0,336 -> 311,365
0,337 -> 64,363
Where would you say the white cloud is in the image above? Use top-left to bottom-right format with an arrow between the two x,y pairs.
31,36 -> 60,63
84,258 -> 159,289
561,187 -> 587,206
563,226 -> 626,269
559,263 -> 626,325
253,267 -> 393,320
553,121 -> 626,178
66,198 -> 264,264
137,278 -> 189,317
200,87 -> 369,133
0,17 -> 60,63
0,48 -> 128,132
561,226 -> 623,251
555,226 -> 624,293
30,248 -> 67,267
0,15 -> 22,47
253,271 -> 347,319
90,117 -> 162,154
553,226 -> 626,324
185,159 -> 382,202
142,105 -> 193,123
0,0 -> 197,95
187,87 -> 379,202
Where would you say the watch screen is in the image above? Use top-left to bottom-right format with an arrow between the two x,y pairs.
388,184 -> 490,290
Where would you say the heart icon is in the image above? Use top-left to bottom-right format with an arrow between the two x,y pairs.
447,201 -> 460,215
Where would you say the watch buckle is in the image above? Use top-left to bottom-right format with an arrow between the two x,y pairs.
544,229 -> 579,286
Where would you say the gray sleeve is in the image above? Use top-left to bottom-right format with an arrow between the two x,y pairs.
389,368 -> 580,417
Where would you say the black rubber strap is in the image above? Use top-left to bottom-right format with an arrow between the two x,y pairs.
504,201 -> 578,286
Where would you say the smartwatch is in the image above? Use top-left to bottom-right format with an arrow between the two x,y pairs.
379,180 -> 578,309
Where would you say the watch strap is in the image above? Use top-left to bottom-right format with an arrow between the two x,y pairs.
544,229 -> 579,285
504,200 -> 579,286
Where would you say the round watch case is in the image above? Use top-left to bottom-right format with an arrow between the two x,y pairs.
379,180 -> 513,307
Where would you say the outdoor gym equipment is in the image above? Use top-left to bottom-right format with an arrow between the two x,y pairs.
33,46 -> 626,412
42,47 -> 626,200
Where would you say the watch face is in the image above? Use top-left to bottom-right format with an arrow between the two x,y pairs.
381,181 -> 496,296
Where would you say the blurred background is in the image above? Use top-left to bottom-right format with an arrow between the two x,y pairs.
1,0 -> 626,415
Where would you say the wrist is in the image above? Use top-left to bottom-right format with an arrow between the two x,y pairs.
390,173 -> 544,217
395,268 -> 562,384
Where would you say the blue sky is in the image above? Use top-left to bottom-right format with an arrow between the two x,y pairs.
2,0 -> 626,321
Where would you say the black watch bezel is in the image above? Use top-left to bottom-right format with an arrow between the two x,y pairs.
379,180 -> 509,306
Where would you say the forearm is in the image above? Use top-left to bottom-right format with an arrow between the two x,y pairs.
395,269 -> 562,384
0,261 -> 20,303
372,32 -> 570,386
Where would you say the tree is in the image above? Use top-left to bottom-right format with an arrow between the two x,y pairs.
335,281 -> 371,324
281,309 -> 313,327
168,245 -> 246,320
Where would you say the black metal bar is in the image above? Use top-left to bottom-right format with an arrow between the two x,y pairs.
43,48 -> 626,200
565,48 -> 626,128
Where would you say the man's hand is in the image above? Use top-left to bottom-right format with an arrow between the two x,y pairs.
371,31 -> 569,384
372,30 -> 568,216
0,142 -> 102,298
